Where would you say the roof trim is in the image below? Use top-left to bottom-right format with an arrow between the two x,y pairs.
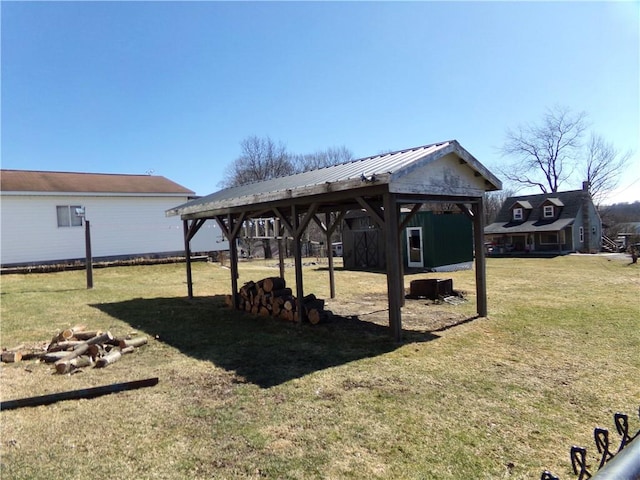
1,169 -> 195,195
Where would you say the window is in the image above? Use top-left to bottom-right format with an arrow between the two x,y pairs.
540,233 -> 558,244
579,226 -> 584,243
513,208 -> 523,221
540,231 -> 565,245
543,205 -> 555,218
56,205 -> 83,227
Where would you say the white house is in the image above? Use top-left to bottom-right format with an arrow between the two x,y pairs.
0,169 -> 228,267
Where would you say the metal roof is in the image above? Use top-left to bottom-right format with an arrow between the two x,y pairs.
1,170 -> 194,196
167,140 -> 501,218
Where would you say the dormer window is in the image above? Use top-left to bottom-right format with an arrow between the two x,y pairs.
543,205 -> 555,218
513,207 -> 523,221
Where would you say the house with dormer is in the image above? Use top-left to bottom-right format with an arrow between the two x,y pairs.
484,183 -> 602,254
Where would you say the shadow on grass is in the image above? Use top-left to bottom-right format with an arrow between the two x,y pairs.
91,295 -> 439,388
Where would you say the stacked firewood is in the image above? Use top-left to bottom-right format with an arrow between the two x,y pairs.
226,276 -> 331,325
1,325 -> 148,374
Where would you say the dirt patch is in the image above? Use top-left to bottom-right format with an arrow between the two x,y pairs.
325,291 -> 472,333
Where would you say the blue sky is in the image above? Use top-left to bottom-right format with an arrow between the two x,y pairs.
2,1 -> 639,203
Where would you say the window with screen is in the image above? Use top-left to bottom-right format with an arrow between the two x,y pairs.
56,206 -> 83,227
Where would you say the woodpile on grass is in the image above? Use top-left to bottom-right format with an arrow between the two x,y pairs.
226,276 -> 332,325
1,325 -> 148,374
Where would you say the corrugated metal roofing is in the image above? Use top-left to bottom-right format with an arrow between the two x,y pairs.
168,140 -> 501,218
1,170 -> 194,195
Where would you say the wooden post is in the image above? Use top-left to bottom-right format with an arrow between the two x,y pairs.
472,196 -> 488,317
325,212 -> 336,299
228,214 -> 240,307
183,220 -> 193,298
278,237 -> 285,280
383,193 -> 402,342
292,205 -> 305,323
85,219 -> 93,289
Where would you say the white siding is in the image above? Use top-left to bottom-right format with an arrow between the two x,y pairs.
1,194 -> 228,265
190,221 -> 229,253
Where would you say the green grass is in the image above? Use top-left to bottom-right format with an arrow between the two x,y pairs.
1,255 -> 638,479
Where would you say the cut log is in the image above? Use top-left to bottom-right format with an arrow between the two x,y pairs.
55,354 -> 94,374
87,344 -> 103,359
86,331 -> 114,345
1,351 -> 22,363
42,351 -> 72,363
47,340 -> 85,352
258,306 -> 270,317
282,296 -> 296,312
261,293 -> 272,307
304,299 -> 325,313
53,343 -> 90,368
263,277 -> 286,293
280,310 -> 294,322
119,336 -> 148,349
302,293 -> 317,304
60,325 -> 87,341
21,350 -> 47,361
95,349 -> 122,368
73,331 -> 103,341
308,309 -> 331,325
271,288 -> 293,298
121,346 -> 135,354
239,281 -> 256,297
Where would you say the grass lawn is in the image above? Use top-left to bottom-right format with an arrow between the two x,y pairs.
1,254 -> 638,479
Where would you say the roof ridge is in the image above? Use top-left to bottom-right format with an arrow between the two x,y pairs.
0,169 -> 160,177
351,139 -> 455,163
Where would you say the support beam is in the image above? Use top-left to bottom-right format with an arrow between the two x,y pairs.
186,218 -> 207,241
183,220 -> 194,299
227,213 -> 240,308
456,203 -> 474,221
398,203 -> 423,232
291,205 -> 305,323
325,212 -> 336,298
356,196 -> 385,229
383,193 -> 403,341
471,197 -> 488,317
278,237 -> 285,279
272,207 -> 293,235
312,209 -> 347,299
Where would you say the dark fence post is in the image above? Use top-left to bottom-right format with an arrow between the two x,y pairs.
85,219 -> 93,289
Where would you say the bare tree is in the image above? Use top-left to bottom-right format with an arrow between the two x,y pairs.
584,134 -> 632,205
294,146 -> 354,172
500,105 -> 588,193
221,136 -> 295,259
484,188 -> 516,225
221,135 -> 295,188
